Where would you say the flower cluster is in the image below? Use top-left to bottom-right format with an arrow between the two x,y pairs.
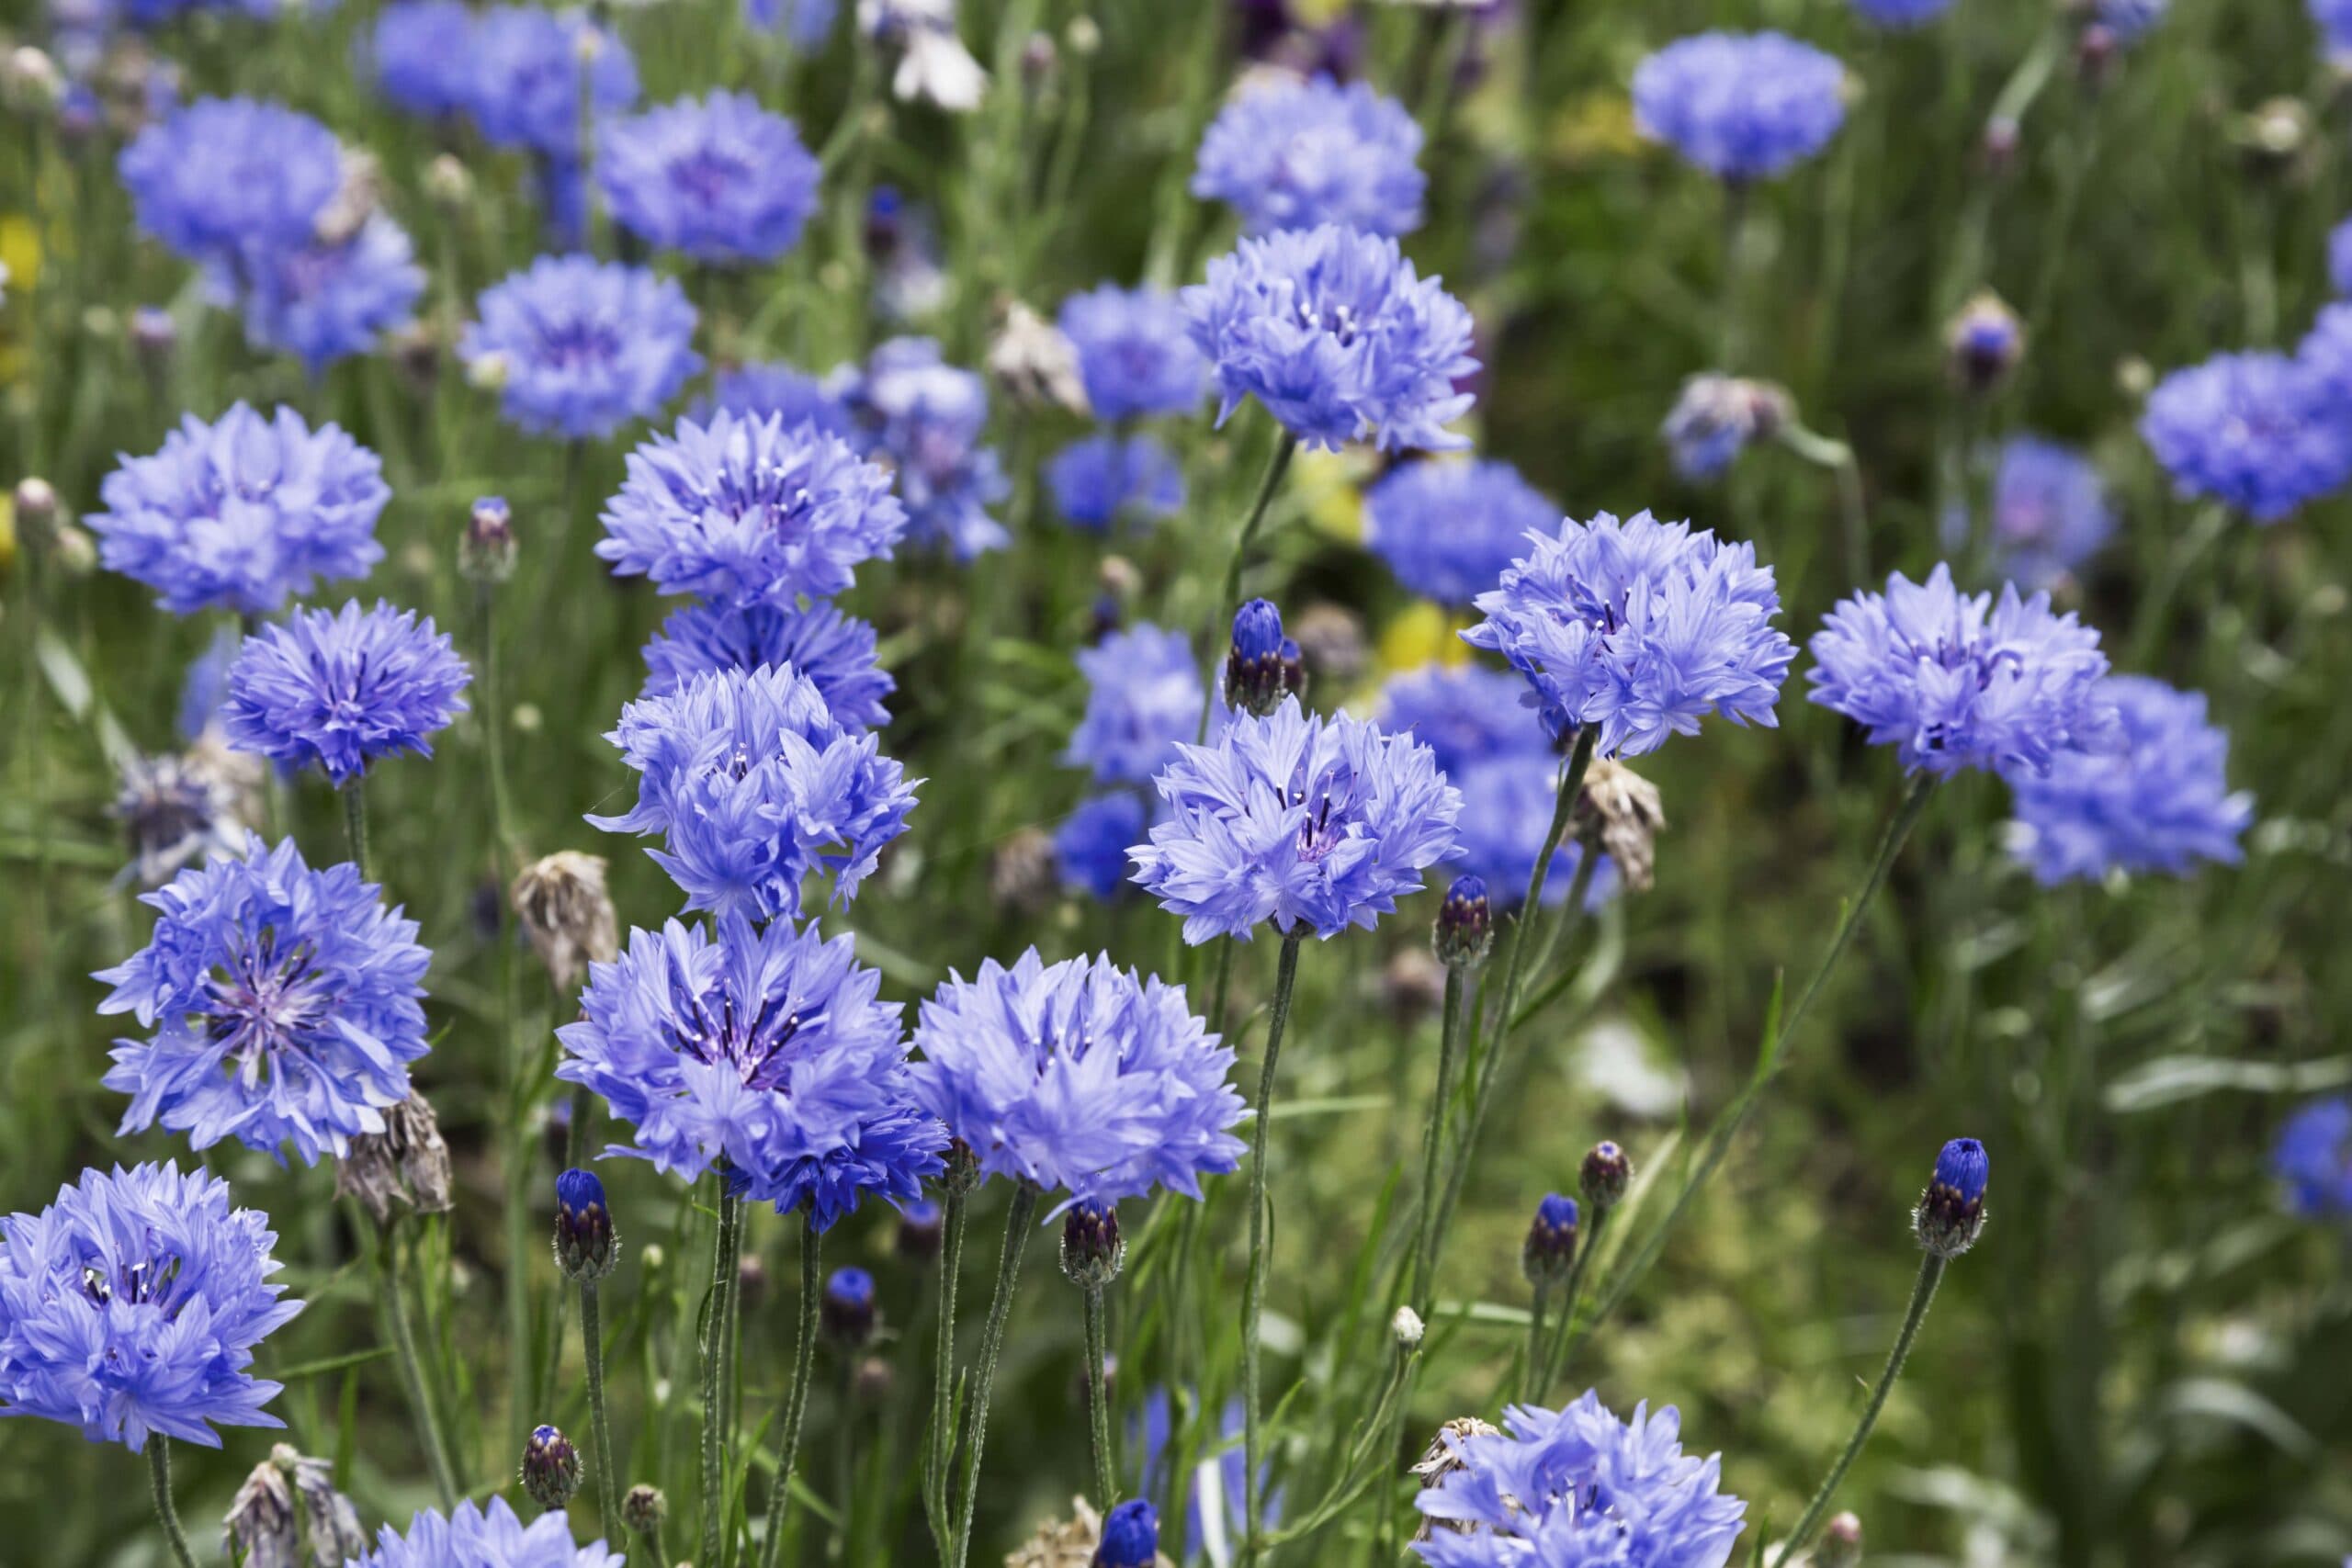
559,915 -> 943,1225
831,337 -> 1012,558
1066,624 -> 1205,786
460,256 -> 703,440
1632,32 -> 1849,181
2007,676 -> 2251,884
1046,434 -> 1186,531
1363,459 -> 1557,607
356,1498 -> 622,1568
89,402 -> 388,615
1186,224 -> 1477,453
1982,435 -> 2114,591
2272,1097 -> 2352,1219
1191,73 -> 1427,236
1057,284 -> 1207,421
598,92 -> 822,264
1462,511 -> 1794,758
96,833 -> 432,1162
906,949 -> 1247,1205
222,601 -> 471,785
589,662 -> 917,921
1133,697 -> 1462,942
1807,564 -> 2114,778
640,600 -> 895,729
0,1163 -> 302,1451
2140,350 -> 2352,523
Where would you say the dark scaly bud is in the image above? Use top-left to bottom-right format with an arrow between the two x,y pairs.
1521,1192 -> 1578,1290
1059,1199 -> 1125,1289
553,1168 -> 619,1282
521,1424 -> 582,1512
1915,1137 -> 1989,1258
1433,874 -> 1493,968
1579,1140 -> 1633,1214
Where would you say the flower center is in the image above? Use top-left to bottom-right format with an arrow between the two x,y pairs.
201,929 -> 330,1074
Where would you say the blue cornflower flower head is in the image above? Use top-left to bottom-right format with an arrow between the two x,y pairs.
1363,458 -> 1558,606
705,360 -> 858,437
239,213 -> 426,377
1186,224 -> 1478,454
1984,435 -> 2115,592
1056,792 -> 1148,902
1453,754 -> 1618,910
460,256 -> 702,440
2007,676 -> 2252,885
641,600 -> 895,729
112,749 -> 249,888
0,1162 -> 301,1450
1917,1135 -> 1989,1256
1133,698 -> 1462,943
558,914 -> 944,1226
354,1497 -> 623,1568
1057,284 -> 1208,421
1806,564 -> 2112,779
2095,0 -> 2167,42
598,93 -> 821,264
598,411 -> 906,608
2143,349 -> 2352,523
95,833 -> 431,1163
1660,374 -> 1791,483
1067,624 -> 1205,788
223,601 -> 472,785
1095,1500 -> 1159,1568
821,1266 -> 876,1344
89,402 -> 388,616
1852,0 -> 1952,28
1462,511 -> 1795,758
1191,73 -> 1426,237
745,0 -> 838,48
1375,664 -> 1547,778
1413,1392 -> 1746,1566
2331,214 -> 2352,295
1522,1192 -> 1578,1287
117,97 -> 342,267
588,662 -> 918,920
906,949 -> 1248,1205
461,6 -> 639,160
1631,32 -> 1849,182
831,337 -> 1012,559
2272,1097 -> 2352,1219
1046,434 -> 1186,532
365,1 -> 475,118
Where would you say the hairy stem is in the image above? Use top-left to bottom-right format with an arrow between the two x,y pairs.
1239,929 -> 1306,1568
950,1183 -> 1039,1568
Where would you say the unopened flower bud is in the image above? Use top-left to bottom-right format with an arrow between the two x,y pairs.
621,1483 -> 666,1537
1981,115 -> 2020,176
737,1255 -> 769,1313
2074,22 -> 2119,87
461,495 -> 518,584
1391,1304 -> 1425,1349
50,524 -> 96,575
1433,874 -> 1493,968
521,1424 -> 582,1512
1946,290 -> 2023,394
1291,602 -> 1367,685
1093,1499 -> 1159,1568
987,299 -> 1089,415
1383,945 -> 1447,1023
130,306 -> 178,367
854,1355 -> 895,1403
1816,1511 -> 1863,1568
554,1168 -> 620,1281
897,1197 -> 944,1261
1066,15 -> 1101,55
12,477 -> 58,540
2234,96 -> 2312,179
424,152 -> 474,209
989,825 -> 1057,915
467,349 -> 512,391
1521,1192 -> 1578,1289
822,1267 -> 877,1347
1020,30 -> 1057,85
1579,1140 -> 1632,1212
5,48 -> 62,114
511,852 -> 618,991
1915,1137 -> 1989,1258
1225,598 -> 1305,716
1059,1199 -> 1124,1289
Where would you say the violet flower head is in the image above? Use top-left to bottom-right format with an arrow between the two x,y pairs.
1057,283 -> 1208,421
1191,73 -> 1427,237
2143,348 -> 2352,523
2330,214 -> 2352,297
906,949 -> 1248,1206
2007,676 -> 2252,884
1055,792 -> 1148,902
705,361 -> 858,437
1363,458 -> 1557,607
1461,510 -> 1795,758
1983,435 -> 2115,592
222,601 -> 472,785
589,662 -> 918,921
831,336 -> 1011,559
239,213 -> 426,377
89,402 -> 389,616
1132,697 -> 1462,943
1046,434 -> 1186,532
558,914 -> 943,1226
1806,563 -> 2114,778
745,0 -> 838,48
1632,31 -> 1849,181
460,256 -> 702,440
118,96 -> 342,267
1186,224 -> 1478,454
2273,1097 -> 2352,1220
1452,754 -> 1618,911
366,2 -> 475,118
598,92 -> 822,264
0,1162 -> 302,1451
1852,0 -> 1953,27
354,1497 -> 624,1568
460,6 -> 639,160
640,600 -> 895,729
1375,663 -> 1548,777
1066,623 -> 1205,787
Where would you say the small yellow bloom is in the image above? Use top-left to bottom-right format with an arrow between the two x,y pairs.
1376,602 -> 1474,676
0,214 -> 41,296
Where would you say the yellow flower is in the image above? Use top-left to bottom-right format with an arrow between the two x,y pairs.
1376,602 -> 1474,676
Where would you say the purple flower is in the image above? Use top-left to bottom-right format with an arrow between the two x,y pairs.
1982,435 -> 2114,592
1375,663 -> 1547,777
1066,624 -> 1204,787
558,915 -> 942,1226
460,256 -> 702,440
0,1163 -> 302,1451
2330,214 -> 2352,296
1186,224 -> 1477,454
704,361 -> 857,436
1632,32 -> 1849,181
1191,73 -> 1426,236
2273,1097 -> 2352,1220
640,600 -> 895,729
2007,676 -> 2252,884
596,411 -> 906,607
461,6 -> 639,160
95,834 -> 431,1162
1806,563 -> 2114,778
239,213 -> 425,377
1462,511 -> 1795,757
906,949 -> 1248,1206
365,2 -> 474,118
598,92 -> 821,264
744,0 -> 837,48
222,601 -> 471,785
589,663 -> 917,921
1133,697 -> 1461,943
89,402 -> 388,616
1852,0 -> 1953,26
1057,284 -> 1208,421
1453,754 -> 1618,910
355,1497 -> 623,1568
1660,374 -> 1788,482
2142,349 -> 2352,523
1046,434 -> 1185,532
1363,458 -> 1556,606
1055,792 -> 1147,901
118,97 -> 341,267
831,337 -> 1011,559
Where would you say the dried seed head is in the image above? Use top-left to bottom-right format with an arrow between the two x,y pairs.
988,300 -> 1090,416
1409,1417 -> 1501,1541
334,1092 -> 455,1225
511,852 -> 618,990
1576,758 -> 1666,893
223,1444 -> 365,1568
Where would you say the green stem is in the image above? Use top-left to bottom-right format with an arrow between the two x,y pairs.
478,580 -> 517,864
1207,935 -> 1237,1039
378,1229 -> 462,1507
1719,180 -> 1751,371
1536,1206 -> 1608,1399
925,1181 -> 970,1554
581,1279 -> 619,1542
1521,1283 -> 1551,1404
1239,929 -> 1306,1568
949,1183 -> 1040,1568
755,1216 -> 823,1568
701,1181 -> 743,1568
146,1440 -> 198,1568
1409,964 -> 1469,1314
1768,1254 -> 1949,1568
342,777 -> 370,882
1083,1281 -> 1116,1507
1199,434 -> 1300,741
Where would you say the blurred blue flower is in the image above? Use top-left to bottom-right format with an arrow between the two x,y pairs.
90,402 -> 388,616
118,96 -> 342,267
744,0 -> 837,48
705,361 -> 857,436
1191,73 -> 1426,236
641,600 -> 895,729
1055,792 -> 1147,901
0,1162 -> 301,1451
1066,624 -> 1204,787
1453,754 -> 1618,910
1807,563 -> 2113,778
1660,374 -> 1788,483
1057,284 -> 1207,421
589,662 -> 917,921
1413,1393 -> 1746,1567
96,834 -> 430,1162
1096,1501 -> 1159,1568
2096,0 -> 2168,41
223,601 -> 471,785
1375,664 -> 1547,777
2331,214 -> 2352,295
1046,434 -> 1185,532
2272,1097 -> 2352,1219
906,948 -> 1247,1206
2007,676 -> 2251,884
1981,435 -> 2114,592
239,213 -> 425,376
1632,32 -> 1848,181
112,749 -> 248,887
598,92 -> 821,264
460,256 -> 702,439
1852,0 -> 1952,27
1363,458 -> 1555,606
1133,697 -> 1461,943
1187,224 -> 1477,454
2143,348 -> 2352,523
178,626 -> 242,739
560,915 -> 943,1225
1135,1390 -> 1282,1561
365,1 -> 474,118
461,6 -> 639,161
597,411 -> 906,607
831,337 -> 1011,559
1462,510 -> 1794,758
354,1496 -> 623,1568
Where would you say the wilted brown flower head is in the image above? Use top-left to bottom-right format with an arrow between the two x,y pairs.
334,1092 -> 455,1225
990,825 -> 1059,916
222,1444 -> 365,1568
511,851 -> 619,990
987,300 -> 1090,416
1575,757 -> 1667,893
1410,1417 -> 1502,1541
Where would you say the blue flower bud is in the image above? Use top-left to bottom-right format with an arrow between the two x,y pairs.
553,1168 -> 618,1281
822,1267 -> 877,1347
1059,1198 -> 1125,1289
1916,1137 -> 1989,1258
1579,1140 -> 1632,1212
898,1197 -> 945,1261
521,1424 -> 581,1512
1433,874 -> 1493,967
1521,1192 -> 1579,1288
1093,1498 -> 1159,1568
1225,599 -> 1306,716
1947,291 -> 2023,393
